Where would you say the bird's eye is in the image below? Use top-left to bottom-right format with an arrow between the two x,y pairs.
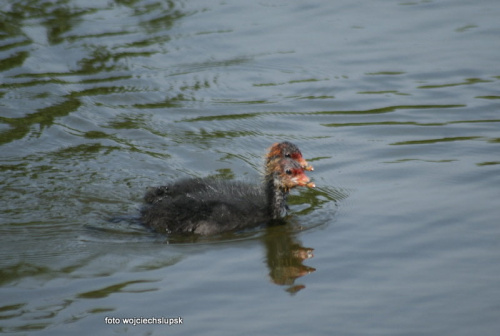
285,153 -> 291,158
285,169 -> 292,175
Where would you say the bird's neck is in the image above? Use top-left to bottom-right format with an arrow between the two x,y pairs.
266,174 -> 289,219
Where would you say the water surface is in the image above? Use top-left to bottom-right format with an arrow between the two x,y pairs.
1,0 -> 500,335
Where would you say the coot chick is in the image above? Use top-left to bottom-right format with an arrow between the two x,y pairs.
144,141 -> 313,204
140,157 -> 314,235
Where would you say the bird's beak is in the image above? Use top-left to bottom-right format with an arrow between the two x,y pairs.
295,173 -> 315,188
298,158 -> 314,171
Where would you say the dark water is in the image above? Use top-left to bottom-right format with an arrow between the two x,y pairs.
1,0 -> 500,334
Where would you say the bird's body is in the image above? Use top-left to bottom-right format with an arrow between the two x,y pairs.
140,142 -> 314,235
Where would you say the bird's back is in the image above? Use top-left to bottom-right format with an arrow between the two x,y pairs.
141,178 -> 270,235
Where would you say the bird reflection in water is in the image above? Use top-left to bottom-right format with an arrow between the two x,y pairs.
262,226 -> 316,294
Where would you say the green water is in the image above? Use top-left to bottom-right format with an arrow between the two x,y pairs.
1,0 -> 500,335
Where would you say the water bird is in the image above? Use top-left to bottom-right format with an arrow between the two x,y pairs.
141,142 -> 314,235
